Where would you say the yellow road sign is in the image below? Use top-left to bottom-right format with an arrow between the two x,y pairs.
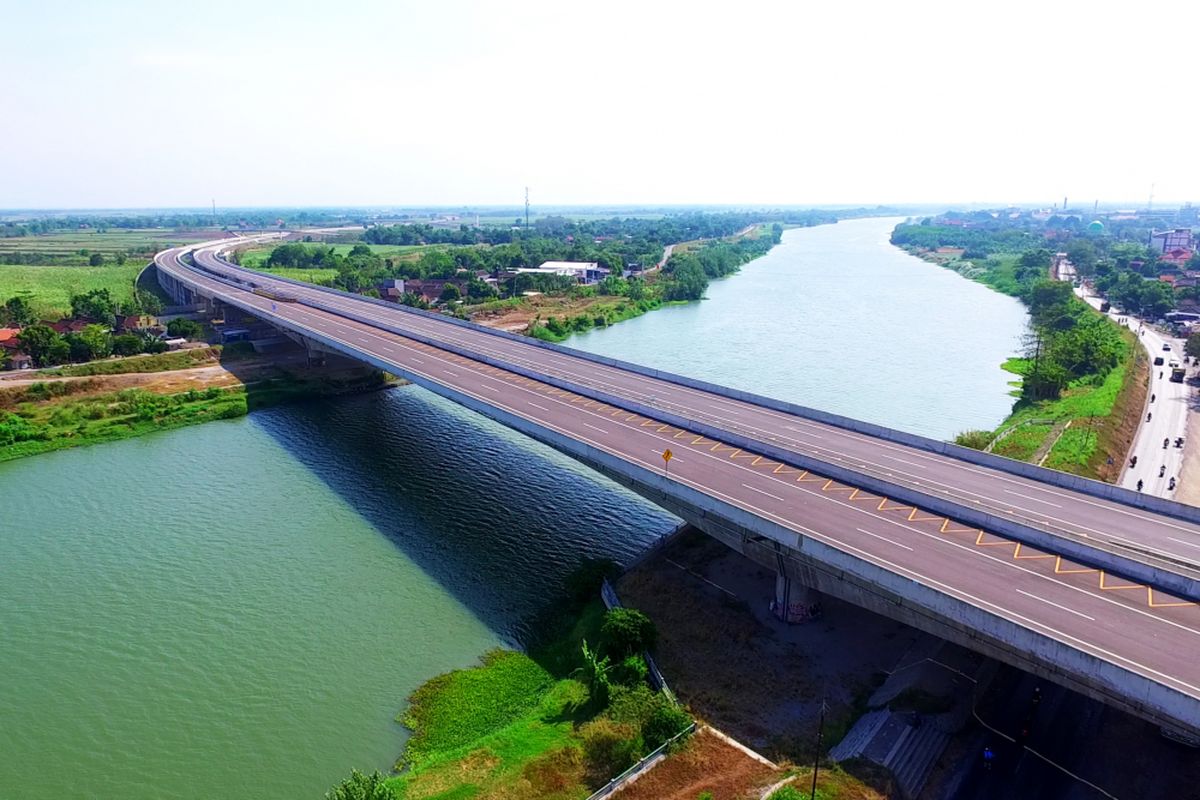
663,449 -> 673,463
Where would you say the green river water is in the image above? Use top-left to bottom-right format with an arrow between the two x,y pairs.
0,217 -> 1028,798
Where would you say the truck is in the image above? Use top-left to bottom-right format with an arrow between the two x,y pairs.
1171,365 -> 1186,383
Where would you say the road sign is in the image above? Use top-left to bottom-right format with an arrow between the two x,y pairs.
662,449 -> 673,464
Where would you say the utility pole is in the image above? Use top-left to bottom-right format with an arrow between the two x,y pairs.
211,198 -> 217,228
525,186 -> 530,231
810,698 -> 827,800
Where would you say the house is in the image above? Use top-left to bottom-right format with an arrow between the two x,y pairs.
376,279 -> 405,301
0,328 -> 21,352
5,353 -> 32,370
1162,247 -> 1194,268
48,319 -> 92,335
162,337 -> 188,351
115,314 -> 157,333
402,279 -> 465,303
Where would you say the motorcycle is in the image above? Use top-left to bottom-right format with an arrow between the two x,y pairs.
1160,465 -> 1167,478
1176,438 -> 1185,448
1170,477 -> 1177,491
1164,438 -> 1170,449
1138,479 -> 1145,492
1130,455 -> 1139,468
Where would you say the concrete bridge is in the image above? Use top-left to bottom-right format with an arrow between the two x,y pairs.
155,235 -> 1200,736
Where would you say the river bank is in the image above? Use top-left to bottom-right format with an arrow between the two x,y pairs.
899,242 -> 1144,480
0,345 -> 392,462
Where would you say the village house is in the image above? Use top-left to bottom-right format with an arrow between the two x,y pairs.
516,260 -> 610,285
115,313 -> 158,333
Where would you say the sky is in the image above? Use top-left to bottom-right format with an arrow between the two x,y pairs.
4,0 -> 1199,210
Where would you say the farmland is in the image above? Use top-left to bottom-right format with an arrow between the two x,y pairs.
0,264 -> 146,319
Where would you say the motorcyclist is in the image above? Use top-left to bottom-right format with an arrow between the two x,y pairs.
1137,479 -> 1145,492
1160,465 -> 1167,477
1170,477 -> 1178,491
1151,393 -> 1156,403
1148,412 -> 1153,422
1131,455 -> 1139,468
1164,437 -> 1170,448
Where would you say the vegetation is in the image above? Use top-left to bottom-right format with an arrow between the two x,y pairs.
325,770 -> 398,800
369,560 -> 691,800
0,264 -> 146,319
895,212 -> 1151,479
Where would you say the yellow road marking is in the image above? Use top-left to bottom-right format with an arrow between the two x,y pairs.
907,508 -> 941,522
1012,543 -> 1054,560
1098,572 -> 1143,591
773,464 -> 799,474
877,499 -> 912,512
940,519 -> 975,534
1054,557 -> 1098,575
1148,588 -> 1196,608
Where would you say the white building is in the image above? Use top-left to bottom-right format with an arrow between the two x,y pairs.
517,261 -> 609,285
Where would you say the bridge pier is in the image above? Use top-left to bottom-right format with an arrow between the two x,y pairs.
772,546 -> 823,624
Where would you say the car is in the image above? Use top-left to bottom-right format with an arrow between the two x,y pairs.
1170,360 -> 1181,368
1163,343 -> 1172,351
1154,356 -> 1165,365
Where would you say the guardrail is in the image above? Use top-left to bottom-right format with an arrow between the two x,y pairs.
162,251 -> 1200,601
194,244 -> 1200,529
583,722 -> 696,800
601,578 -> 674,700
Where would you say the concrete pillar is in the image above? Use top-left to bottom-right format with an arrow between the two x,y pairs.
771,549 -> 822,623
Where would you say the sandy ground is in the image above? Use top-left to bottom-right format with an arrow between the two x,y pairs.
614,728 -> 779,800
470,293 -> 635,334
617,531 -> 921,763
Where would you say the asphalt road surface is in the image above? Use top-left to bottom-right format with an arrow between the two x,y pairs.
155,240 -> 1200,725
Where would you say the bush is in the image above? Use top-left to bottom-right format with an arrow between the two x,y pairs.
601,607 -> 657,657
166,318 -> 203,339
578,717 -> 640,784
954,429 -> 995,450
642,702 -> 692,750
112,334 -> 144,356
564,558 -> 620,608
609,654 -> 649,688
767,785 -> 807,800
324,769 -> 397,800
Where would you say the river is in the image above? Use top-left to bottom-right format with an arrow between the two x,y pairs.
0,216 -> 1028,799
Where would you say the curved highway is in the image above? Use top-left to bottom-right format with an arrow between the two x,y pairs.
186,239 -> 1200,575
154,238 -> 1200,731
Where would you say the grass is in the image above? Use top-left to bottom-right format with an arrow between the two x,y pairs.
0,385 -> 248,462
42,347 -> 219,377
399,650 -> 556,769
0,263 -> 146,317
238,242 -> 447,270
973,324 -> 1141,479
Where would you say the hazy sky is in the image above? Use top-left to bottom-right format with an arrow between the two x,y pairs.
5,0 -> 1198,209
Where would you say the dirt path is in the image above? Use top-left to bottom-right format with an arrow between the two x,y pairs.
613,728 -> 778,800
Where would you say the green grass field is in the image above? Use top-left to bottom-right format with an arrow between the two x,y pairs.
0,229 -> 214,261
0,263 -> 146,318
238,242 -> 447,270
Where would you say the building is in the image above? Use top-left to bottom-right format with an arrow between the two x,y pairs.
519,261 -> 610,285
376,279 -> 405,301
115,314 -> 157,333
403,279 -> 465,303
48,319 -> 93,335
0,327 -> 21,351
5,353 -> 32,370
1150,228 -> 1194,256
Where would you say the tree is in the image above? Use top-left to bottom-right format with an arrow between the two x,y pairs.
112,333 -> 144,356
1186,332 -> 1200,360
88,253 -> 104,266
167,318 -> 203,339
2,295 -> 36,327
76,324 -> 112,360
18,324 -> 69,366
70,289 -> 116,322
324,770 -> 397,800
439,283 -> 461,303
601,608 -> 657,657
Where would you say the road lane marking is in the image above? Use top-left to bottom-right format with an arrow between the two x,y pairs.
583,423 -> 609,435
1168,537 -> 1200,551
1015,589 -> 1095,621
880,454 -> 926,469
442,369 -> 458,377
1004,489 -> 1062,508
527,401 -> 550,412
480,384 -> 500,391
855,527 -> 915,551
742,483 -> 784,502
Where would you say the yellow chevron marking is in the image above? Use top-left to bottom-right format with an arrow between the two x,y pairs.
692,436 -> 712,445
642,420 -> 658,427
1054,557 -> 1098,575
675,430 -> 690,439
711,444 -> 740,454
940,519 -> 976,534
1012,543 -> 1055,560
773,464 -> 799,474
731,451 -> 757,460
1098,572 -> 1143,591
824,481 -> 856,492
975,531 -> 1017,549
877,499 -> 911,512
1148,588 -> 1196,608
907,508 -> 941,522
798,472 -> 825,482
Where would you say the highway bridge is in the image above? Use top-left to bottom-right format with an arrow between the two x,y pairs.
155,235 -> 1200,736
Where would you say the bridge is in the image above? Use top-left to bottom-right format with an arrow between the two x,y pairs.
155,235 -> 1200,736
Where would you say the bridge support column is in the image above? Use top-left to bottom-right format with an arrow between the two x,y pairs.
771,547 -> 822,624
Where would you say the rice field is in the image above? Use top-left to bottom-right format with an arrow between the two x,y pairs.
0,263 -> 146,319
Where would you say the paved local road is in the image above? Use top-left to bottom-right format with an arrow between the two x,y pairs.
153,240 -> 1200,725
1075,287 -> 1191,498
186,241 -> 1200,576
